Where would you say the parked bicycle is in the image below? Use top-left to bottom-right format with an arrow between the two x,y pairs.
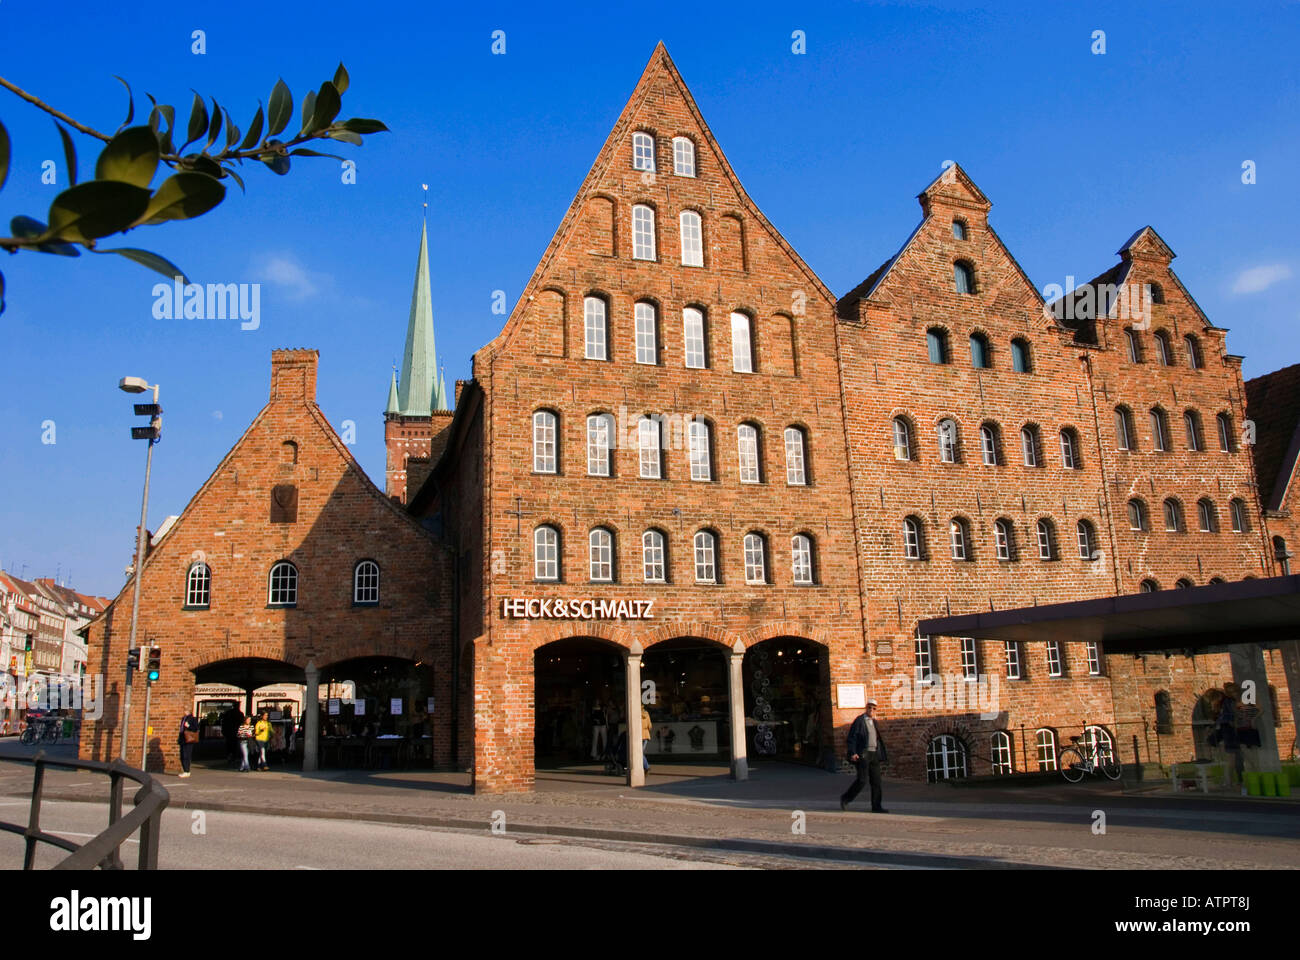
1059,733 -> 1121,783
19,718 -> 66,746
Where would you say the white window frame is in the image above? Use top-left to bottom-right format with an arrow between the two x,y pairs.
1164,499 -> 1182,532
737,424 -> 761,484
994,520 -> 1012,561
791,534 -> 813,585
1060,429 -> 1077,469
1231,499 -> 1246,534
1217,413 -> 1232,452
1125,328 -> 1140,363
914,636 -> 934,685
186,563 -> 211,607
688,421 -> 712,481
1151,408 -> 1169,452
938,419 -> 958,463
1021,426 -> 1038,467
584,296 -> 607,360
586,413 -> 613,477
1083,725 -> 1115,763
353,560 -> 380,605
960,637 -> 978,681
1046,640 -> 1064,678
1116,408 -> 1134,450
632,131 -> 655,172
1198,499 -> 1215,533
784,427 -> 807,485
730,312 -> 753,373
693,531 -> 717,583
893,418 -> 913,461
679,210 -> 703,267
950,519 -> 968,560
632,204 -> 656,261
672,136 -> 695,177
904,518 -> 922,560
743,533 -> 767,584
268,562 -> 298,607
1036,729 -> 1058,771
1156,332 -> 1172,366
634,302 -> 657,365
638,417 -> 661,479
642,530 -> 666,583
1086,641 -> 1102,676
1077,521 -> 1096,559
980,425 -> 997,466
1036,520 -> 1055,560
991,732 -> 1013,775
589,528 -> 614,582
1128,500 -> 1146,531
533,410 -> 557,474
683,307 -> 706,369
1005,641 -> 1022,680
926,734 -> 967,781
1185,411 -> 1202,452
534,527 -> 559,581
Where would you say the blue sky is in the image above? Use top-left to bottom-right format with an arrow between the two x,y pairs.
1,1 -> 1297,595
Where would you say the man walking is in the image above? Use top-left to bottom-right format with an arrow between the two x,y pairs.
840,698 -> 888,812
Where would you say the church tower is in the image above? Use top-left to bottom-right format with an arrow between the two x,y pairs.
384,221 -> 453,503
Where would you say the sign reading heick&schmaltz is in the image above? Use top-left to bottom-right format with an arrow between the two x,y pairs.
500,597 -> 655,620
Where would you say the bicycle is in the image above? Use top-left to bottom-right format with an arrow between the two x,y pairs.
1059,734 -> 1121,783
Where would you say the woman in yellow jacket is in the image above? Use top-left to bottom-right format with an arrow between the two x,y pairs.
253,711 -> 272,770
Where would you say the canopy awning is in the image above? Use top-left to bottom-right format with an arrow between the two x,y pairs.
917,575 -> 1300,655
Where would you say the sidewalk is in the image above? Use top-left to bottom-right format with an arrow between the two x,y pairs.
3,751 -> 1297,868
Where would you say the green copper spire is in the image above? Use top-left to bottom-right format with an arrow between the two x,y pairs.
436,369 -> 448,411
395,220 -> 446,415
385,367 -> 399,415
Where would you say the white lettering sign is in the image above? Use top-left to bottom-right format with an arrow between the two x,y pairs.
500,597 -> 655,620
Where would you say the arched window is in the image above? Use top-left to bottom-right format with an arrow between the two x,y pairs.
1115,406 -> 1136,451
730,311 -> 754,373
1209,577 -> 1225,584
1197,498 -> 1217,533
991,731 -> 1013,775
583,296 -> 608,361
952,218 -> 967,240
937,418 -> 960,463
1163,498 -> 1184,532
1140,579 -> 1159,593
589,527 -> 614,582
784,427 -> 808,485
1274,535 -> 1291,576
688,420 -> 712,481
1185,334 -> 1203,370
1154,330 -> 1173,365
638,416 -> 661,479
185,562 -> 211,608
926,327 -> 949,364
268,561 -> 298,607
631,204 -> 656,260
950,518 -> 971,561
672,136 -> 695,177
954,261 -> 976,295
743,532 -> 768,584
634,301 -> 658,364
1127,498 -> 1148,531
737,423 -> 762,483
903,516 -> 926,560
679,210 -> 703,267
587,413 -> 615,476
353,560 -> 380,604
1175,577 -> 1194,589
1083,725 -> 1116,763
791,534 -> 815,585
1184,410 -> 1203,451
980,422 -> 1001,466
1230,498 -> 1247,534
1036,519 -> 1058,560
1059,428 -> 1080,469
1150,406 -> 1170,452
926,734 -> 968,781
1123,327 -> 1143,363
1077,520 -> 1098,559
632,131 -> 656,171
694,530 -> 718,583
969,332 -> 991,368
892,417 -> 914,461
1035,729 -> 1058,771
534,526 -> 560,581
642,530 -> 666,583
1020,425 -> 1041,467
533,410 -> 558,473
1216,412 -> 1234,452
1146,282 -> 1165,305
682,306 -> 707,369
994,518 -> 1015,561
1011,338 -> 1032,373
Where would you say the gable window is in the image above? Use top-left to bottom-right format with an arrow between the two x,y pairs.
1154,330 -> 1173,366
731,312 -> 754,373
791,534 -> 814,585
954,261 -> 975,295
679,211 -> 704,267
1059,428 -> 1080,469
587,413 -> 614,476
952,219 -> 967,240
1150,407 -> 1170,452
1163,498 -> 1184,532
634,301 -> 658,364
1127,499 -> 1148,531
533,410 -> 558,473
672,136 -> 695,177
1011,338 -> 1032,373
583,296 -> 608,360
737,423 -> 762,483
926,327 -> 949,364
632,131 -> 655,172
638,417 -> 662,479
632,204 -> 656,260
683,307 -> 707,369
994,519 -> 1015,561
688,420 -> 712,481
938,418 -> 959,463
353,560 -> 380,605
1184,410 -> 1203,452
960,637 -> 979,681
1124,327 -> 1142,363
185,563 -> 211,609
1146,282 -> 1165,305
268,561 -> 298,607
1216,412 -> 1234,452
893,417 -> 914,461
589,528 -> 614,582
694,530 -> 718,583
743,532 -> 768,584
534,526 -> 559,581
1046,640 -> 1064,677
1185,335 -> 1203,370
1230,498 -> 1247,534
980,423 -> 1000,466
1020,425 -> 1041,467
1115,406 -> 1136,451
642,530 -> 666,583
1077,520 -> 1098,559
950,518 -> 970,561
1005,641 -> 1022,680
904,516 -> 925,560
1198,498 -> 1217,533
969,333 -> 991,369
784,427 -> 808,485
1036,519 -> 1057,560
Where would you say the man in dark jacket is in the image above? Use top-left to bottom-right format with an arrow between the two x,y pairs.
840,699 -> 887,812
221,704 -> 244,764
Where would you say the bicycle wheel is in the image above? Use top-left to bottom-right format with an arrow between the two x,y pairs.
1059,747 -> 1086,783
20,727 -> 34,745
1100,754 -> 1122,780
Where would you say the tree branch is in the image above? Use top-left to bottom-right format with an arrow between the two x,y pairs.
0,75 -> 112,141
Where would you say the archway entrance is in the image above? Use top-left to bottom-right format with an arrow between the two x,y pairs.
641,638 -> 730,764
742,638 -> 830,766
534,638 -> 625,769
191,658 -> 304,764
316,657 -> 435,767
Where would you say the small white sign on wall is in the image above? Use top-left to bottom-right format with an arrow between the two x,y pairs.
837,683 -> 867,710
327,698 -> 340,716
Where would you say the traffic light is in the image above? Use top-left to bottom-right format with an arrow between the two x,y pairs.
23,636 -> 32,653
126,647 -> 140,671
146,646 -> 161,684
130,402 -> 162,442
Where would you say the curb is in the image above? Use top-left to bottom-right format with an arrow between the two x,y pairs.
36,790 -> 1054,870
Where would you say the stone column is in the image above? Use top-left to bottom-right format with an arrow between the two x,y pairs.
728,642 -> 748,781
1229,643 -> 1280,774
303,660 -> 319,773
625,645 -> 645,788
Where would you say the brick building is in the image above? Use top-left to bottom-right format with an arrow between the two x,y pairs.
81,350 -> 451,772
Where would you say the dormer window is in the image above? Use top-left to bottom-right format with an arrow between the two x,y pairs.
632,132 -> 656,172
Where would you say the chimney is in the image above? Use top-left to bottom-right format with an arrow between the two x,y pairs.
270,349 -> 319,402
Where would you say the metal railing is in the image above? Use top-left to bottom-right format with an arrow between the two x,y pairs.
0,750 -> 169,869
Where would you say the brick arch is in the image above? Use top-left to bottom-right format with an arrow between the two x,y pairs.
914,718 -> 980,760
527,623 -> 634,654
641,621 -> 737,651
736,621 -> 832,650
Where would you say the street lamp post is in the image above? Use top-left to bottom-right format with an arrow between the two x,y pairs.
118,377 -> 161,764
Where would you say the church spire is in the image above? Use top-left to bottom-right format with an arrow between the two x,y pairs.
385,366 -> 399,415
394,220 -> 442,415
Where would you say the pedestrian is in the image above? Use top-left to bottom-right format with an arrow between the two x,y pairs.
640,704 -> 653,773
840,698 -> 888,812
590,699 -> 608,760
177,711 -> 199,778
237,716 -> 253,771
220,703 -> 243,764
254,710 -> 272,770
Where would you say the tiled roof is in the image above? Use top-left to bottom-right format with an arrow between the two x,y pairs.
1246,363 -> 1300,511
